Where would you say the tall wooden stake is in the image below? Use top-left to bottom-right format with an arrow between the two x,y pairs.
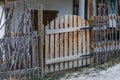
88,0 -> 94,19
88,0 -> 94,65
38,4 -> 44,77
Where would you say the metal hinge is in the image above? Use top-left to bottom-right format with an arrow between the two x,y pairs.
80,53 -> 93,58
80,26 -> 93,30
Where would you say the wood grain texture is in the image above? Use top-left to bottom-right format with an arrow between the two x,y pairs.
49,20 -> 55,72
45,24 -> 50,73
73,15 -> 78,67
82,19 -> 87,66
86,21 -> 91,64
59,17 -> 64,70
54,18 -> 59,71
69,15 -> 73,68
64,15 -> 69,69
78,17 -> 82,66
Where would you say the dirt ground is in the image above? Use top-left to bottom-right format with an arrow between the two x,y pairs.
60,63 -> 120,80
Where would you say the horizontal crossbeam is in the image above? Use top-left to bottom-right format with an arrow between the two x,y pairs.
46,53 -> 92,64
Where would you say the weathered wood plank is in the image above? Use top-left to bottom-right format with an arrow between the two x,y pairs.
46,27 -> 83,34
73,15 -> 78,67
45,24 -> 50,73
46,53 -> 91,64
86,21 -> 91,64
38,4 -> 44,76
78,17 -> 82,66
54,18 -> 59,71
60,17 -> 64,70
64,15 -> 69,69
49,20 -> 55,72
82,19 -> 87,66
69,15 -> 73,68
88,0 -> 93,19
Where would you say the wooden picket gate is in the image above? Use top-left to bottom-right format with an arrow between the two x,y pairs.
44,15 -> 91,74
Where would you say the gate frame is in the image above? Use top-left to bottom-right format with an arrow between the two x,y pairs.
42,15 -> 93,74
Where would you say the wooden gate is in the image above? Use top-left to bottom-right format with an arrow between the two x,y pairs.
44,15 -> 91,73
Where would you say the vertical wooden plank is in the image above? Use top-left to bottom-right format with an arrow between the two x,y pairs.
64,15 -> 69,69
38,4 -> 44,76
82,19 -> 87,66
86,21 -> 91,64
50,20 -> 55,72
60,16 -> 64,70
78,17 -> 82,66
69,15 -> 73,68
45,24 -> 50,73
90,17 -> 95,65
54,18 -> 59,71
73,15 -> 78,67
88,0 -> 93,19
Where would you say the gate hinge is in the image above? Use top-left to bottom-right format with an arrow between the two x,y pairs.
80,53 -> 93,58
80,26 -> 93,30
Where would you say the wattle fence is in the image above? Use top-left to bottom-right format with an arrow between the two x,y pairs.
0,1 -> 40,80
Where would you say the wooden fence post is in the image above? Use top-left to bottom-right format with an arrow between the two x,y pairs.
88,0 -> 93,19
38,4 -> 44,77
89,16 -> 95,65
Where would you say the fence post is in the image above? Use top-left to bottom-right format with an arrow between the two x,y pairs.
38,4 -> 44,77
88,0 -> 93,19
89,16 -> 95,65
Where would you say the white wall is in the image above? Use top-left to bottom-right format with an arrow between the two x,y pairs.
79,0 -> 85,18
0,6 -> 5,38
25,0 -> 73,16
6,0 -> 73,16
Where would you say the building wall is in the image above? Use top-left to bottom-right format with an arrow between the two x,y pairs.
26,0 -> 73,16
